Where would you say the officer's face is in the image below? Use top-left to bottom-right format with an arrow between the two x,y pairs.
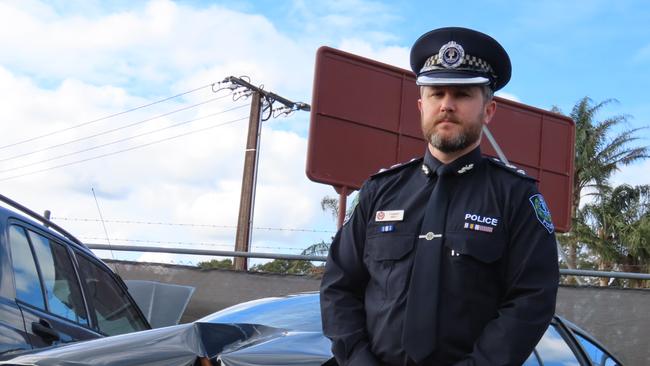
418,85 -> 496,154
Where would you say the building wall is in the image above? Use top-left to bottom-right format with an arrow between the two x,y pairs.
555,285 -> 648,365
108,260 -> 648,365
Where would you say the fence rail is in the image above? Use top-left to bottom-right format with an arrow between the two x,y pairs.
86,243 -> 650,281
86,243 -> 326,261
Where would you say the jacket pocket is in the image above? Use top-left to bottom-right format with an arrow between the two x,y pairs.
442,232 -> 506,304
366,233 -> 414,260
364,234 -> 415,300
445,232 -> 506,263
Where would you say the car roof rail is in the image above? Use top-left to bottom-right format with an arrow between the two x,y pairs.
0,193 -> 85,247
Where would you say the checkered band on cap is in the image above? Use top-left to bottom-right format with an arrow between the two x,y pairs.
420,53 -> 496,79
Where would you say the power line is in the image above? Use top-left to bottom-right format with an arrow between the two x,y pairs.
52,216 -> 336,234
0,114 -> 249,182
0,94 -> 234,163
0,82 -> 218,151
0,103 -> 249,174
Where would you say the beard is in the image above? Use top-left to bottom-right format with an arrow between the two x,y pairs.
425,113 -> 483,153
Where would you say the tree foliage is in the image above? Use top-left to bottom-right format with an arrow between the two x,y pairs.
197,258 -> 234,270
553,97 -> 649,282
570,98 -> 647,195
300,194 -> 359,258
250,259 -> 315,275
301,240 -> 332,256
574,184 -> 650,286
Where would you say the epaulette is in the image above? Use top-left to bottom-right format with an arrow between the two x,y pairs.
371,157 -> 423,179
486,157 -> 538,181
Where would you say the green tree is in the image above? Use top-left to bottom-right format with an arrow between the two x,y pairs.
197,258 -> 234,270
301,240 -> 331,256
575,184 -> 650,287
553,97 -> 648,277
250,259 -> 315,275
301,194 -> 359,257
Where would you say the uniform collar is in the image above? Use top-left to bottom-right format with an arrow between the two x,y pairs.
422,146 -> 482,177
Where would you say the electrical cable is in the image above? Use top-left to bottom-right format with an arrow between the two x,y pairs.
0,83 -> 217,151
0,94 -> 234,163
0,103 -> 249,174
0,114 -> 249,182
52,216 -> 337,233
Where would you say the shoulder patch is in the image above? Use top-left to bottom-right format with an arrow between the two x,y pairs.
486,158 -> 537,181
529,193 -> 554,233
371,157 -> 423,179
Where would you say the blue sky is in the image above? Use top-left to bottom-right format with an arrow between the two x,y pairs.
0,0 -> 648,265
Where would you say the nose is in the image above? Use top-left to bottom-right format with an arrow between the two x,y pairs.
439,93 -> 455,112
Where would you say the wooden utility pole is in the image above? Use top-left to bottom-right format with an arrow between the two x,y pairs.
234,91 -> 263,271
224,76 -> 310,271
336,187 -> 348,229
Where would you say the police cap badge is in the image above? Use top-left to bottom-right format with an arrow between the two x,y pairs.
410,27 -> 511,91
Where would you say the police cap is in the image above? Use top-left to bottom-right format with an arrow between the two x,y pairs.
410,27 -> 511,91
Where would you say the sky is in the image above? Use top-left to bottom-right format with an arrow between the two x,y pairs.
0,0 -> 648,266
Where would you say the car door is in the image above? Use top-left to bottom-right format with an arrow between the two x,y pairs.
7,223 -> 101,348
72,249 -> 149,336
1,220 -> 32,357
523,322 -> 586,365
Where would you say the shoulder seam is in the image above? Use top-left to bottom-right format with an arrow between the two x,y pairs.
485,157 -> 537,181
370,157 -> 423,179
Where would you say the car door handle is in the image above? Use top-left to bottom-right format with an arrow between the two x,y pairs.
32,319 -> 60,343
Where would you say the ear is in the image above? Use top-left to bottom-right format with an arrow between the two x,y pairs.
483,100 -> 497,125
417,98 -> 423,113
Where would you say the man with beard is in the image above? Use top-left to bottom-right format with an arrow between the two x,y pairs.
320,27 -> 559,366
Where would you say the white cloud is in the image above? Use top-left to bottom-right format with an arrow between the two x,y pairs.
2,0 -> 393,266
287,0 -> 399,45
611,160 -> 650,188
337,38 -> 410,70
0,0 -> 313,92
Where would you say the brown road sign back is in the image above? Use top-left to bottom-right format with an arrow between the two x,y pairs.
307,46 -> 574,232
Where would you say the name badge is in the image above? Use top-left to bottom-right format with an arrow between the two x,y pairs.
375,210 -> 404,222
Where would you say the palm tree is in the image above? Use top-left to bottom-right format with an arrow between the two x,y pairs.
575,184 -> 650,287
554,97 -> 648,277
301,194 -> 360,257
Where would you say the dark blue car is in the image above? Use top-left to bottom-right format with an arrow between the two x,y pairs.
0,194 -> 150,360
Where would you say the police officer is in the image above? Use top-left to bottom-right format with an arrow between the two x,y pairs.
320,27 -> 559,365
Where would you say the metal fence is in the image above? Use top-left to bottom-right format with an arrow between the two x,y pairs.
86,243 -> 650,281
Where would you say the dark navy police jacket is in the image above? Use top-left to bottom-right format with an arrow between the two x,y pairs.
320,147 -> 559,366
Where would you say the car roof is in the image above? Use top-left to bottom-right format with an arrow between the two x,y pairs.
202,292 -> 322,332
0,195 -> 109,268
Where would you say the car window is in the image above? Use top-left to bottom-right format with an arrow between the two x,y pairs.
27,230 -> 89,326
528,324 -> 581,366
74,252 -> 148,336
574,333 -> 619,366
8,225 -> 45,309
